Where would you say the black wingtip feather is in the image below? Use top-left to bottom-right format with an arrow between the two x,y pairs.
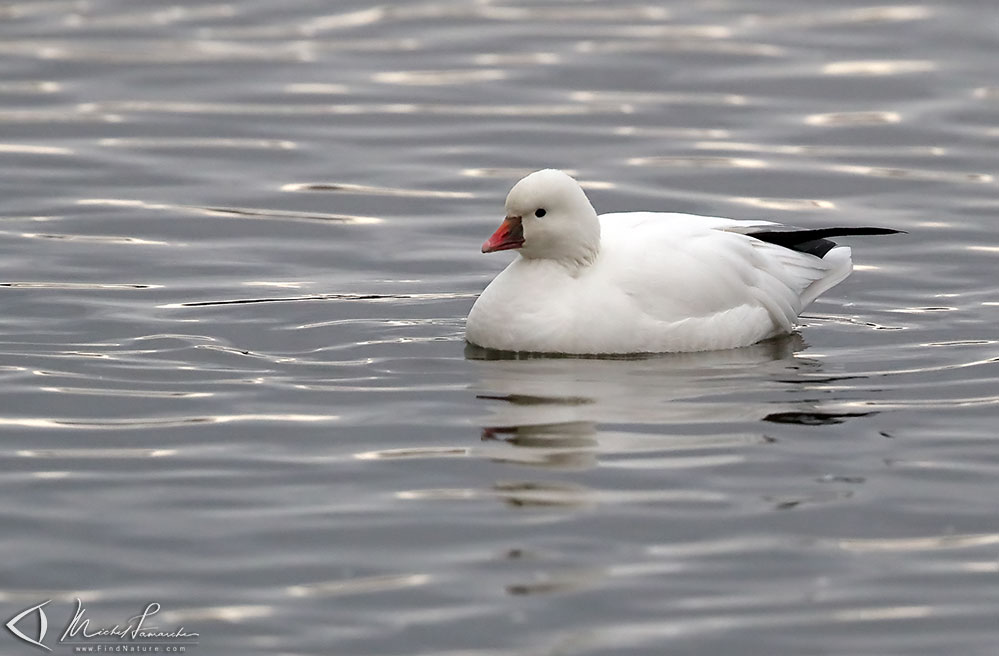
747,226 -> 904,258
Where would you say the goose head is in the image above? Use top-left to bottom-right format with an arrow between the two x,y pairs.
482,169 -> 601,265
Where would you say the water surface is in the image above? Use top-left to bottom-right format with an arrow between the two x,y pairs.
1,1 -> 997,654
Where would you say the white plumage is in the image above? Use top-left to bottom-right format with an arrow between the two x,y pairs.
466,169 -> 889,354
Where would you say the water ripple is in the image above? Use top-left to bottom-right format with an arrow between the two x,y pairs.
628,156 -> 769,169
0,281 -> 156,289
0,413 -> 338,430
742,5 -> 932,29
0,143 -> 72,155
282,182 -> 474,198
0,80 -> 61,94
99,137 -> 298,151
80,99 -> 644,117
730,197 -> 835,211
76,198 -> 383,225
372,69 -> 508,86
805,111 -> 901,125
822,60 -> 937,76
831,164 -> 993,184
286,574 -> 431,598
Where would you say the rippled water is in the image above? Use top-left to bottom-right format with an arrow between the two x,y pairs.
1,1 -> 997,654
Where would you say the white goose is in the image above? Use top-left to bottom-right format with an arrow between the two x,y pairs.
466,169 -> 899,354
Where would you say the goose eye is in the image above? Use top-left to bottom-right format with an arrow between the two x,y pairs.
535,208 -> 546,218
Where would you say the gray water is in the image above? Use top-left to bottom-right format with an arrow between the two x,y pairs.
1,1 -> 997,654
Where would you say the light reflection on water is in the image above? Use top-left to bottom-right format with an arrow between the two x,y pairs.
0,0 -> 997,655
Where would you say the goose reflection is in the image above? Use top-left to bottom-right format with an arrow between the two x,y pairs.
464,335 -> 885,513
480,419 -> 600,470
469,333 -> 810,423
